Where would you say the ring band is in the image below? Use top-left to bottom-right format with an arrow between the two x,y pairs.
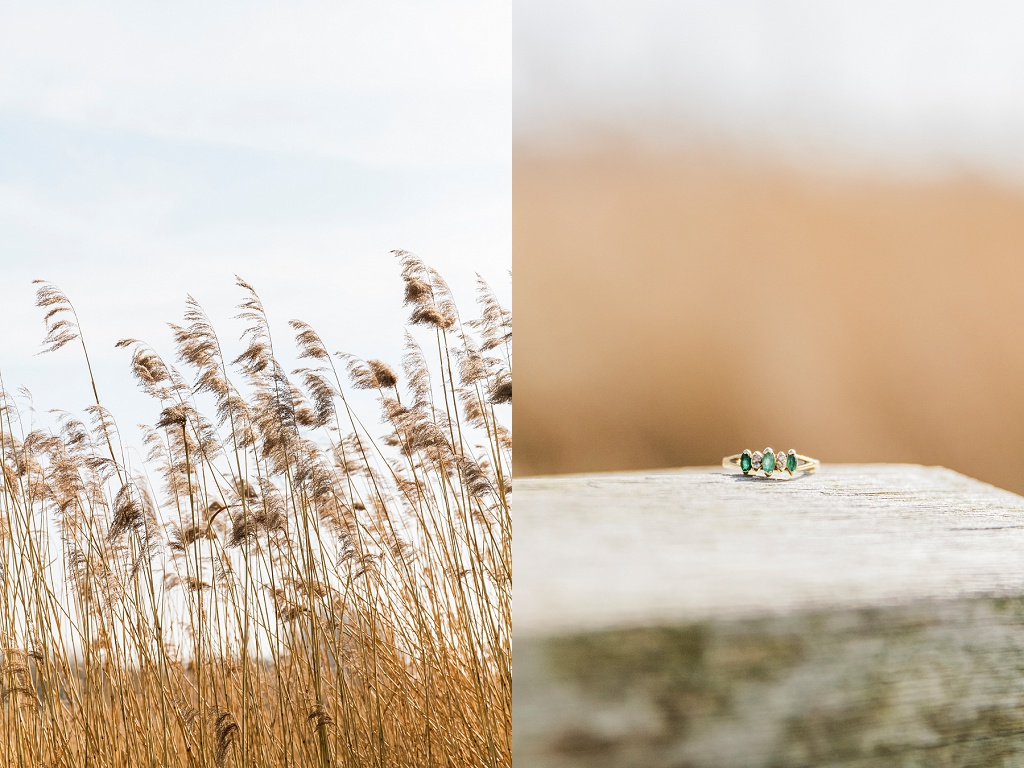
723,448 -> 819,477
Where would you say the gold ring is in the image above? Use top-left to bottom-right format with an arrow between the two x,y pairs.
722,448 -> 819,477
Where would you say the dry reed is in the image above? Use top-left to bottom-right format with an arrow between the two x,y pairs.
0,251 -> 511,767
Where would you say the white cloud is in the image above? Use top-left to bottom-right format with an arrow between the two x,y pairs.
0,1 -> 509,167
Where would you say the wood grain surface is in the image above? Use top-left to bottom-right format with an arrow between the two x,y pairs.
514,465 -> 1024,767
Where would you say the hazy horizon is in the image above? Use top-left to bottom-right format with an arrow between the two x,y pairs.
517,0 -> 1024,180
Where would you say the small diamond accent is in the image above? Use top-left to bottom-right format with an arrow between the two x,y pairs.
751,451 -> 762,470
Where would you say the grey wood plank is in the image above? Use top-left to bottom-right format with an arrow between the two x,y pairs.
515,464 -> 1024,638
513,465 -> 1024,767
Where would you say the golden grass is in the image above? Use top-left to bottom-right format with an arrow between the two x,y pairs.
0,251 -> 511,767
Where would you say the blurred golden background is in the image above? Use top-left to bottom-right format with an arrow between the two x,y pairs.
516,144 -> 1024,493
513,1 -> 1024,493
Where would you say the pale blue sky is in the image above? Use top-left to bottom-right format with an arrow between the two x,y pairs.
0,1 -> 509,441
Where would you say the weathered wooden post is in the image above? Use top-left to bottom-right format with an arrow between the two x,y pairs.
514,465 -> 1024,766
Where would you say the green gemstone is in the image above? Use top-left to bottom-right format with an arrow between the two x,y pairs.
786,452 -> 797,473
740,452 -> 752,473
762,449 -> 775,473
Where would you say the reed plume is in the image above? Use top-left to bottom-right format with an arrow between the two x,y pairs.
0,254 -> 511,767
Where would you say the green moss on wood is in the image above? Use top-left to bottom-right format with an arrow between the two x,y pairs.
520,599 -> 1024,767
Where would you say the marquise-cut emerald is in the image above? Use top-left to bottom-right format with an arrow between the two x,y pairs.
740,453 -> 752,472
762,449 -> 775,473
786,452 -> 797,473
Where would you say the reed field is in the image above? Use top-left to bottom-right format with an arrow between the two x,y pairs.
0,252 -> 511,767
